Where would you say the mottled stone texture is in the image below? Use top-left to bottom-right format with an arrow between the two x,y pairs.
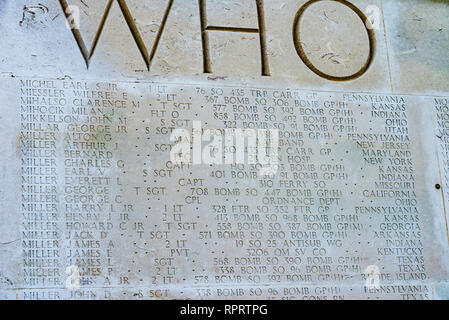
0,0 -> 448,300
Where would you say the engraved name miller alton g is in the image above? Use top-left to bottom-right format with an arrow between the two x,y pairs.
60,0 -> 375,81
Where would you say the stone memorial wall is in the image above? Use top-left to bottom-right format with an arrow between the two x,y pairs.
0,0 -> 448,300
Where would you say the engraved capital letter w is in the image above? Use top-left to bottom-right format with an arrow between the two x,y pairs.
59,0 -> 174,70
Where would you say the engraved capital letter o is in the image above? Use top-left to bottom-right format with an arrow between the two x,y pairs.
292,0 -> 375,81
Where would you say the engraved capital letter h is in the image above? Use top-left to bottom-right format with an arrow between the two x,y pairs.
59,0 -> 174,71
199,0 -> 270,76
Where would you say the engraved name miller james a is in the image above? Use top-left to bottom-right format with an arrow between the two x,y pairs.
0,0 -> 449,300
